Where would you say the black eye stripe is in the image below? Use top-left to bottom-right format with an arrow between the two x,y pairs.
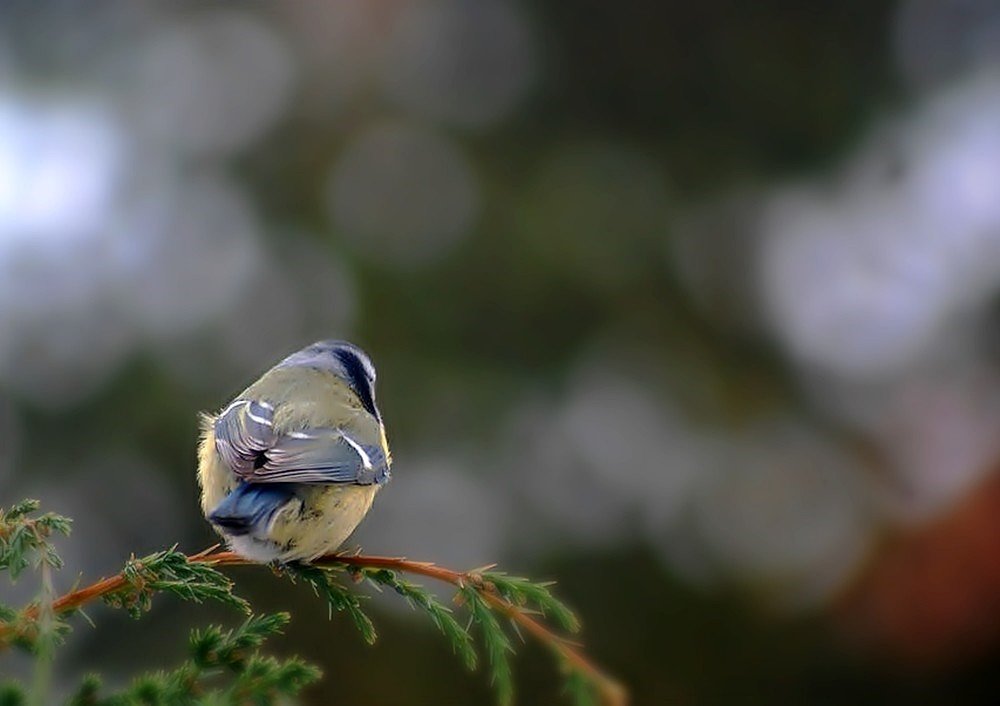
334,349 -> 379,418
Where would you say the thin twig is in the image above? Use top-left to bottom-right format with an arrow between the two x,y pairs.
2,546 -> 627,706
318,553 -> 624,703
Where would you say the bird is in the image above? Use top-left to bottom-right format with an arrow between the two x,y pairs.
197,340 -> 391,563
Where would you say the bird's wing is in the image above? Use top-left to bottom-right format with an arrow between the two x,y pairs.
214,399 -> 389,486
214,399 -> 276,477
251,428 -> 390,485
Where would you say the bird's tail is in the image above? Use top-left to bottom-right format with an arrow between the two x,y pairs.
208,482 -> 296,536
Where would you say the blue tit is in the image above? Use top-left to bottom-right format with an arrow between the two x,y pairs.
197,340 -> 391,563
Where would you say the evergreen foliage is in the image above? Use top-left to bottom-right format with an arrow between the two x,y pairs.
0,500 -> 619,706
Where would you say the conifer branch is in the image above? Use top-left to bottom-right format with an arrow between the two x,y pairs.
59,612 -> 320,705
1,502 -> 627,705
179,549 -> 623,705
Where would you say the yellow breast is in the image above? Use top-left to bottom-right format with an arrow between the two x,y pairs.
197,416 -> 236,518
268,484 -> 380,561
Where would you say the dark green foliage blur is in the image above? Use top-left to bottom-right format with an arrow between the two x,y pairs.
3,1 -> 999,705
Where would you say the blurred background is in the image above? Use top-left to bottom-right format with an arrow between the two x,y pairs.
3,0 -> 1000,703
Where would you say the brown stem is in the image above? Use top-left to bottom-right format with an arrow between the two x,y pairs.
2,547 -> 627,706
320,553 -> 624,702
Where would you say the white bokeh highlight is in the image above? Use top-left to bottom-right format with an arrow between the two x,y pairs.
124,11 -> 295,156
760,71 -> 1000,380
113,171 -> 263,339
0,94 -> 122,239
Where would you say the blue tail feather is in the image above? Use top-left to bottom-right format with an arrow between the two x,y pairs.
209,482 -> 296,536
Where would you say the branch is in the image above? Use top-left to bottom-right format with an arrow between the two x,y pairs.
1,546 -> 627,706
